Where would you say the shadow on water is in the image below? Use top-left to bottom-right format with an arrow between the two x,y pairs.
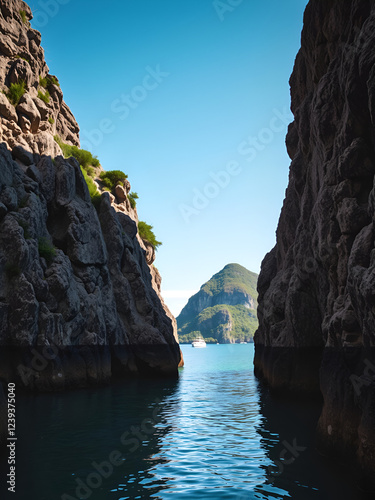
253,381 -> 374,500
2,345 -> 374,500
0,378 -> 180,500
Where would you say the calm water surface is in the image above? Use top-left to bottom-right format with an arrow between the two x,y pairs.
1,344 -> 373,499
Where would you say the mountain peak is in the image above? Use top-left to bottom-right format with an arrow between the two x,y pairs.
178,264 -> 258,344
200,263 -> 258,299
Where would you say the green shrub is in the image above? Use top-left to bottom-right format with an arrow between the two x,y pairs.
80,167 -> 101,207
38,89 -> 50,104
128,192 -> 138,209
19,10 -> 29,26
54,134 -> 63,147
86,166 -> 95,177
54,136 -> 100,169
48,76 -> 59,87
48,117 -> 55,124
39,75 -> 59,88
66,147 -> 92,168
38,237 -> 56,263
91,157 -> 100,168
138,221 -> 162,249
15,55 -> 30,63
99,170 -> 128,190
3,81 -> 26,106
5,262 -> 21,279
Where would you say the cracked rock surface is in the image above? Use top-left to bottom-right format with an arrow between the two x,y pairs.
255,0 -> 375,484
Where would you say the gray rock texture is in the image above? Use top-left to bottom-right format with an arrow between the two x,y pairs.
0,0 -> 79,155
0,144 -> 181,390
0,0 -> 181,444
254,0 -> 375,486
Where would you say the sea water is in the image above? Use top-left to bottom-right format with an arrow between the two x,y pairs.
0,344 -> 373,499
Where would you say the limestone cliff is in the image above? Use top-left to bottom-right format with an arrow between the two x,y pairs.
0,0 -> 181,426
255,0 -> 375,486
178,264 -> 258,343
0,0 -> 79,156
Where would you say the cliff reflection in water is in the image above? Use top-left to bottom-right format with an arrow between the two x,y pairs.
0,378 -> 179,500
254,382 -> 374,500
2,345 -> 375,500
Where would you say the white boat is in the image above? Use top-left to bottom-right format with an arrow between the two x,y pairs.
192,338 -> 206,348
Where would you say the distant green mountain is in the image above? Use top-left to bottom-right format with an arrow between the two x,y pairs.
177,264 -> 258,344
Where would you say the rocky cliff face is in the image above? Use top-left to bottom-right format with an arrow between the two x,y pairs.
0,0 -> 181,426
255,0 -> 375,486
181,288 -> 256,318
0,0 -> 79,156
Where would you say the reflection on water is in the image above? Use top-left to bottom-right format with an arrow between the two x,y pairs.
255,382 -> 374,500
0,345 -> 373,499
0,379 -> 180,500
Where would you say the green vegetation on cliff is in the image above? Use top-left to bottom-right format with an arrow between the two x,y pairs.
53,138 -> 161,249
177,264 -> 258,344
202,263 -> 258,299
128,191 -> 138,208
80,167 -> 101,206
54,136 -> 100,169
19,10 -> 30,27
54,136 -> 102,206
3,81 -> 25,106
138,221 -> 162,249
178,304 -> 258,344
39,75 -> 59,89
99,170 -> 127,189
37,89 -> 50,104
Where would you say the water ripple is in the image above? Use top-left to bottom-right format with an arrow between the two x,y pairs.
1,345 -> 373,500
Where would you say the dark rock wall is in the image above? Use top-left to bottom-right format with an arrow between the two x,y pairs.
0,144 -> 181,390
0,0 -> 181,399
255,0 -> 375,483
0,0 -> 180,393
0,0 -> 182,453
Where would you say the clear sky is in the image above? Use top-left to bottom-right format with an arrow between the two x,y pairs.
27,0 -> 308,315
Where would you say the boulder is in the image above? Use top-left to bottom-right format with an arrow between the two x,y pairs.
115,184 -> 127,203
18,113 -> 31,133
33,96 -> 49,121
8,58 -> 33,87
0,93 -> 18,122
17,94 -> 41,134
12,145 -> 34,165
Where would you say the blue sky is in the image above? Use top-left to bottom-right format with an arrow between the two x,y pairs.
27,0 -> 308,315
